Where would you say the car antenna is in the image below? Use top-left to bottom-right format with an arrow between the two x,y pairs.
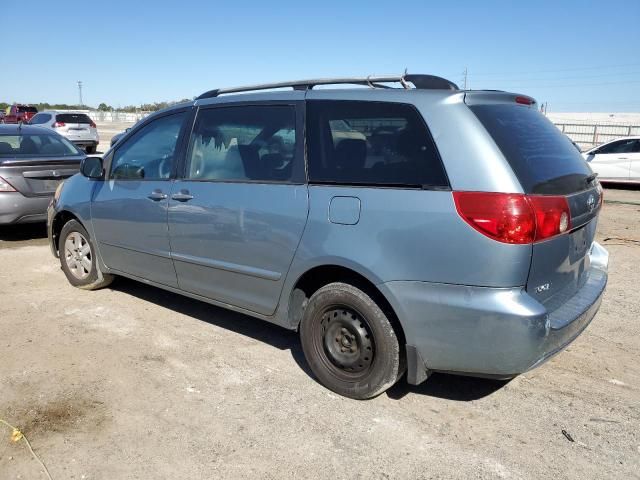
17,120 -> 22,131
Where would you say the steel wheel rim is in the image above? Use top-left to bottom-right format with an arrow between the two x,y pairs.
314,306 -> 375,379
64,231 -> 92,280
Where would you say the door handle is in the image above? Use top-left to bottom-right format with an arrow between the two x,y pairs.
171,190 -> 194,202
147,190 -> 168,201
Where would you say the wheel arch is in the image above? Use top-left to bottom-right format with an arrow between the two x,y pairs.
287,264 -> 406,348
51,210 -> 84,254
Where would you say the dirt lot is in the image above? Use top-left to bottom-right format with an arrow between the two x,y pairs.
94,121 -> 135,155
0,186 -> 639,480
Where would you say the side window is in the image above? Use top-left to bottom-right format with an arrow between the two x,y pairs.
631,140 -> 640,153
306,100 -> 448,188
598,139 -> 636,154
186,105 -> 296,182
110,112 -> 186,180
30,113 -> 51,125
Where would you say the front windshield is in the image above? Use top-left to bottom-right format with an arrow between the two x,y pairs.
0,133 -> 82,157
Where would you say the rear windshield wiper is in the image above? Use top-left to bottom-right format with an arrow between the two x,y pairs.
586,172 -> 598,184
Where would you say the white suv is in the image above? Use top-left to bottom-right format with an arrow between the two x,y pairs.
29,111 -> 99,153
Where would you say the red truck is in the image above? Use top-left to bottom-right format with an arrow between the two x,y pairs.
1,104 -> 38,124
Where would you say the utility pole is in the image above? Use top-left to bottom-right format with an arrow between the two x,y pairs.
462,67 -> 468,90
77,80 -> 83,106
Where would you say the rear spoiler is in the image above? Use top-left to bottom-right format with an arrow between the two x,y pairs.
463,91 -> 537,107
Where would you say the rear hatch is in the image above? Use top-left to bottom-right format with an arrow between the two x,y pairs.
466,92 -> 601,309
55,113 -> 95,141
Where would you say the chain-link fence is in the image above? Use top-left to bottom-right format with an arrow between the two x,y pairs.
554,122 -> 640,151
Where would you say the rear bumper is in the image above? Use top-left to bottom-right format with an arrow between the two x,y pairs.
70,140 -> 99,147
0,192 -> 51,225
380,242 -> 609,383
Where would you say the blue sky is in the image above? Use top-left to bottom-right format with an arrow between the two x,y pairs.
2,0 -> 639,111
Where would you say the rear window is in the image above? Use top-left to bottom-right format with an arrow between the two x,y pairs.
470,104 -> 592,194
56,113 -> 93,124
307,100 -> 449,188
0,134 -> 82,157
29,113 -> 52,125
17,106 -> 38,113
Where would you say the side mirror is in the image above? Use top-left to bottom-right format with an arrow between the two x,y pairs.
80,156 -> 104,179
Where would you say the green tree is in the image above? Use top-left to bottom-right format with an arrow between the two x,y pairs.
97,103 -> 112,111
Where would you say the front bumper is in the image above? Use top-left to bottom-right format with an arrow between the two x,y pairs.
0,192 -> 52,225
380,242 -> 609,384
47,199 -> 59,257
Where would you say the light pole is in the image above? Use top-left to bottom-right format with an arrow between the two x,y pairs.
77,80 -> 83,106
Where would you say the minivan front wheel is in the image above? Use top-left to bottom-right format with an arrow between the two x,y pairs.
300,282 -> 403,399
59,219 -> 113,290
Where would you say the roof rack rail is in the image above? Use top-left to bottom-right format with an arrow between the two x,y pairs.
196,73 -> 459,100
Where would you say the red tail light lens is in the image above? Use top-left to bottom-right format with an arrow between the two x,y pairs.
527,195 -> 571,241
453,192 -> 535,244
596,182 -> 604,208
515,96 -> 534,105
453,192 -> 571,244
89,121 -> 96,128
53,121 -> 65,128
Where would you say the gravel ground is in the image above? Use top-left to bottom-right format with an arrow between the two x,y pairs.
0,186 -> 638,480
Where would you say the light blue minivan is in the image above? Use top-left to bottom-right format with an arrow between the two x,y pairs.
48,74 -> 608,399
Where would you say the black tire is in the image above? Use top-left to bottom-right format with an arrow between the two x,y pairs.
300,282 -> 403,400
59,219 -> 113,290
86,145 -> 97,154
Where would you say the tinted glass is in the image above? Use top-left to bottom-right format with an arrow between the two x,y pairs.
306,101 -> 448,188
470,104 -> 592,194
56,113 -> 93,124
17,106 -> 38,113
633,140 -> 640,153
0,134 -> 81,157
597,139 -> 636,154
29,113 -> 51,125
187,105 -> 296,182
111,112 -> 185,180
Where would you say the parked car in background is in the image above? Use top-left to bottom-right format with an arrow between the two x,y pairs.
1,104 -> 38,124
583,136 -> 640,183
30,111 -> 99,153
0,124 -> 84,224
48,74 -> 608,399
110,127 -> 131,147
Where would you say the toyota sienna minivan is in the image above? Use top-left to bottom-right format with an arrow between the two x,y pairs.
47,74 -> 608,399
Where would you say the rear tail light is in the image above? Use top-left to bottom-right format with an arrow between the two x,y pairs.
89,121 -> 96,128
53,121 -> 65,128
596,182 -> 604,208
453,191 -> 571,244
0,175 -> 17,192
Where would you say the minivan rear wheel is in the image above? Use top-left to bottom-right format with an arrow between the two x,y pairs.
59,219 -> 113,290
86,145 -> 97,154
300,282 -> 402,399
